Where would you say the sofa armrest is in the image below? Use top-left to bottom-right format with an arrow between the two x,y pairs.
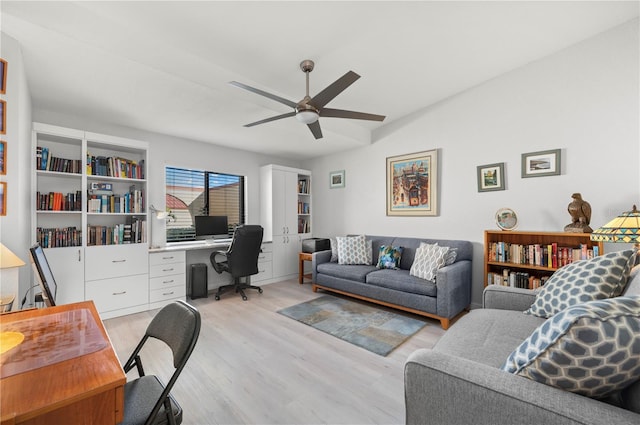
482,285 -> 537,311
405,349 -> 638,425
435,260 -> 471,319
312,250 -> 332,282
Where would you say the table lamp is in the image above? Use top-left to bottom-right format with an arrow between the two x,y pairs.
0,243 -> 26,312
590,205 -> 640,263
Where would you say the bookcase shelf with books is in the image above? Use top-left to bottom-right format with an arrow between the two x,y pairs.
484,230 -> 604,290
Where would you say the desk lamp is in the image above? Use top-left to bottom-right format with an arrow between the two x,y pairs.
0,243 -> 26,312
590,205 -> 640,264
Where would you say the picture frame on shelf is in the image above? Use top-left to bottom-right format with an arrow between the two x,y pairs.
0,100 -> 5,135
0,141 -> 5,175
0,58 -> 6,94
495,207 -> 517,231
386,149 -> 438,216
329,170 -> 345,189
0,182 -> 6,216
521,149 -> 561,178
477,162 -> 505,192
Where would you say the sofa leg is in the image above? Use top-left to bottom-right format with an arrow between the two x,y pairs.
311,284 -> 318,293
440,318 -> 450,330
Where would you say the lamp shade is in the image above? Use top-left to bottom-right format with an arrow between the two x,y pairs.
590,205 -> 640,245
0,243 -> 26,269
296,110 -> 319,124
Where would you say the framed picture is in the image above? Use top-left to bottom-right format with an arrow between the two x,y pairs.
521,149 -> 561,178
477,162 -> 505,192
0,182 -> 6,216
0,100 -> 5,135
0,141 -> 5,175
0,58 -> 6,94
386,149 -> 438,216
329,170 -> 345,188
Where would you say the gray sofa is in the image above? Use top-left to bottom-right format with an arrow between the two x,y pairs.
404,282 -> 640,425
311,235 -> 473,329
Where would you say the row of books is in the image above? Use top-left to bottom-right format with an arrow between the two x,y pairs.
487,270 -> 550,290
36,226 -> 82,248
36,191 -> 82,211
87,188 -> 144,214
488,242 -> 598,269
298,179 -> 310,194
36,147 -> 82,174
297,201 -> 310,214
298,217 -> 311,234
87,218 -> 146,245
87,154 -> 145,179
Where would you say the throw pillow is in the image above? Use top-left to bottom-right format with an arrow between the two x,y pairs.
502,296 -> 640,398
330,237 -> 338,262
525,249 -> 636,319
623,264 -> 640,297
444,247 -> 458,266
336,235 -> 369,265
376,245 -> 404,269
409,242 -> 450,281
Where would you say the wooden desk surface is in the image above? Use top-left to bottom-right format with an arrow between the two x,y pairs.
0,301 -> 126,425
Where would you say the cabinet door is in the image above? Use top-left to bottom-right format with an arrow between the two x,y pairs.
272,236 -> 299,278
283,171 -> 298,235
271,169 -> 287,235
44,247 -> 84,304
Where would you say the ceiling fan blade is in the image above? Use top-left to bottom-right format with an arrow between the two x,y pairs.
308,71 -> 360,109
321,108 -> 386,122
229,81 -> 297,109
244,112 -> 296,127
307,121 -> 323,139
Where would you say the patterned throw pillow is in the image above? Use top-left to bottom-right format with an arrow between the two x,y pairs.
376,245 -> 404,269
336,235 -> 369,265
502,296 -> 640,398
525,249 -> 636,319
409,242 -> 451,281
330,237 -> 338,262
444,247 -> 458,266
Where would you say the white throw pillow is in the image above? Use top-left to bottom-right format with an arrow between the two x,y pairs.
409,242 -> 450,281
336,235 -> 369,265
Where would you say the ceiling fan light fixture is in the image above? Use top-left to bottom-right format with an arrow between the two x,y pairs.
296,110 -> 319,124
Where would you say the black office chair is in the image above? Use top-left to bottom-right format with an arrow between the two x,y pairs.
210,224 -> 264,301
121,300 -> 201,425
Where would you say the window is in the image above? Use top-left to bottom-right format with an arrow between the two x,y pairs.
165,166 -> 245,242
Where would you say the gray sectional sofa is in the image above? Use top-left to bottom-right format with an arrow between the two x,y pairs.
311,235 -> 473,329
405,265 -> 640,425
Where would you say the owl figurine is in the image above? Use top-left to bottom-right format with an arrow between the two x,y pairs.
564,193 -> 593,233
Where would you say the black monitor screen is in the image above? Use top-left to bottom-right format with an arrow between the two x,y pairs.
29,244 -> 57,307
194,216 -> 229,240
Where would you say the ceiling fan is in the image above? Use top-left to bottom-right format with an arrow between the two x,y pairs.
230,60 -> 385,139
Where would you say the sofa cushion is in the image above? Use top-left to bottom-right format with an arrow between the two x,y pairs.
366,269 -> 437,297
376,245 -> 404,269
336,235 -> 369,265
409,243 -> 450,281
503,296 -> 640,398
316,262 -> 377,283
525,249 -> 636,319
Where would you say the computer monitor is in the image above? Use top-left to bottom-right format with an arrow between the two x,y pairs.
194,215 -> 229,240
28,244 -> 57,307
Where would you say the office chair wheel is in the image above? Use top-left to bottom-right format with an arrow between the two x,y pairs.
242,295 -> 248,301
215,295 -> 220,301
258,288 -> 263,294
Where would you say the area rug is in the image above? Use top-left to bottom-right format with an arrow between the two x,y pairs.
277,295 -> 427,356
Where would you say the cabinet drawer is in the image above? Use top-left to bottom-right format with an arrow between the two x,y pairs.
85,244 -> 148,281
150,273 -> 186,290
149,251 -> 186,266
150,263 -> 185,278
253,260 -> 273,282
150,285 -> 186,303
86,274 -> 148,313
261,242 -> 273,253
258,251 -> 273,263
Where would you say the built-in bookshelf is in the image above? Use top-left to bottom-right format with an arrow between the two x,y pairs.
297,176 -> 311,234
484,230 -> 604,289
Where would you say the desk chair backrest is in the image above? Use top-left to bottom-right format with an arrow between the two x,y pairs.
225,225 -> 264,278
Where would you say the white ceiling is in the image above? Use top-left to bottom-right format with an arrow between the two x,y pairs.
2,1 -> 638,160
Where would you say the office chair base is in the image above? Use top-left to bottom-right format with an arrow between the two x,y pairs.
214,281 -> 263,301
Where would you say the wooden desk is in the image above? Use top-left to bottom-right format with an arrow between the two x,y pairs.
0,301 -> 125,425
298,252 -> 313,284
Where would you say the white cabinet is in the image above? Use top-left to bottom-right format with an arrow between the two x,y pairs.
44,246 -> 84,304
149,251 -> 186,309
260,165 -> 311,280
253,242 -> 273,283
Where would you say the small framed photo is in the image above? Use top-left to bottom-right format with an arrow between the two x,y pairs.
0,100 -> 5,135
0,141 -> 5,175
521,149 -> 561,178
0,182 -> 6,216
329,170 -> 345,188
0,58 -> 6,94
477,162 -> 505,192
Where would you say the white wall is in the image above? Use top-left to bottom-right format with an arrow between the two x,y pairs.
303,19 -> 640,308
0,33 -> 32,309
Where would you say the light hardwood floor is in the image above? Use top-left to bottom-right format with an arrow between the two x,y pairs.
104,279 -> 445,424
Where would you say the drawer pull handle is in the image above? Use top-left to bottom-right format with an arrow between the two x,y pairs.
259,269 -> 266,273
113,291 -> 127,295
162,268 -> 174,272
112,259 -> 126,263
162,256 -> 174,260
162,291 -> 175,296
162,280 -> 175,284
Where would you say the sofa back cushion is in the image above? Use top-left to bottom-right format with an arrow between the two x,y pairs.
502,296 -> 640,398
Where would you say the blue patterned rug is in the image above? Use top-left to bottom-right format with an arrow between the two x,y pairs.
278,295 -> 427,356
